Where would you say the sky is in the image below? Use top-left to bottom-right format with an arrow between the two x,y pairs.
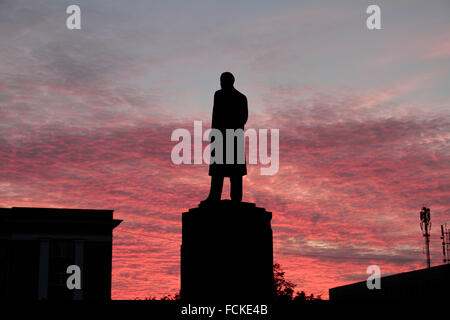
0,0 -> 449,299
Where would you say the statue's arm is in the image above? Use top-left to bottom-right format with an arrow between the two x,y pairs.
211,91 -> 218,128
241,95 -> 248,127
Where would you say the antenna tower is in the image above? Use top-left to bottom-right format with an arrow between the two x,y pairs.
419,207 -> 431,268
441,224 -> 450,264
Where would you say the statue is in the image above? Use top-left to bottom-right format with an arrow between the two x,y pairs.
202,72 -> 248,202
184,78 -> 274,301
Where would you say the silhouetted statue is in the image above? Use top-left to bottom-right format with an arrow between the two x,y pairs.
203,72 -> 248,202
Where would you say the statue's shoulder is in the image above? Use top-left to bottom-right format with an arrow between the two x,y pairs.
234,89 -> 247,99
237,91 -> 247,105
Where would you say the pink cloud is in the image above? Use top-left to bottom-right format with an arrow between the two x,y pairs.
1,85 -> 448,299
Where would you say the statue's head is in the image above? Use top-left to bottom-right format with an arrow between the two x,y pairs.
220,72 -> 235,90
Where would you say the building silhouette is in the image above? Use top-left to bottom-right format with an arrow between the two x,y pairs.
0,207 -> 121,300
329,264 -> 450,301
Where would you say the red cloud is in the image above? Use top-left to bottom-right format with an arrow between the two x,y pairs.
1,85 -> 449,299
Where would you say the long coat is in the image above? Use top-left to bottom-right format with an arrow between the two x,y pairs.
208,88 -> 248,177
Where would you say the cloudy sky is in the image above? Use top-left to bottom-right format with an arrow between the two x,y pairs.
1,0 -> 449,299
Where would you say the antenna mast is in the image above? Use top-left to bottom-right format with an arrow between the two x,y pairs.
420,207 -> 431,268
441,224 -> 450,264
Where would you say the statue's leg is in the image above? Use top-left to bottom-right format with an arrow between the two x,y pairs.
207,175 -> 224,201
230,175 -> 242,202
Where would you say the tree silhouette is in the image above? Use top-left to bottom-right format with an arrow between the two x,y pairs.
137,291 -> 180,301
273,263 -> 296,301
273,263 -> 321,302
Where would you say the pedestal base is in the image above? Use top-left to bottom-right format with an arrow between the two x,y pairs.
180,200 -> 274,302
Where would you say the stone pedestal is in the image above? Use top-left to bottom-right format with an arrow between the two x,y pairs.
180,200 -> 273,302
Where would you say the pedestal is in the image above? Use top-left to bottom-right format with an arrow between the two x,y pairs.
180,200 -> 274,302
